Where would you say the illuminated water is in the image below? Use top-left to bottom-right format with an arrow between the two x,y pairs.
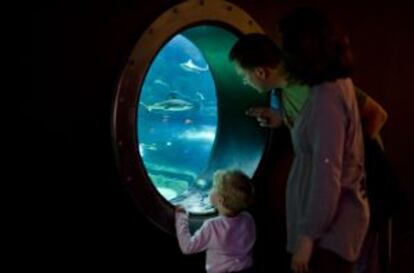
137,34 -> 218,214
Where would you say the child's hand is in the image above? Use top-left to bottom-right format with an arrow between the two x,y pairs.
175,205 -> 186,214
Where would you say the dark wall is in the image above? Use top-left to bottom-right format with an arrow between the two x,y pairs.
31,1 -> 203,271
31,0 -> 413,272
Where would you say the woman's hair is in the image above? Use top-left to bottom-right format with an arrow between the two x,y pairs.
213,169 -> 254,214
278,7 -> 354,86
229,33 -> 283,70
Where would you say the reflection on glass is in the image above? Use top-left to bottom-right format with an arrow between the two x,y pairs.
137,34 -> 218,214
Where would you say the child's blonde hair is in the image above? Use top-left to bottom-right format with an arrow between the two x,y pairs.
213,169 -> 254,214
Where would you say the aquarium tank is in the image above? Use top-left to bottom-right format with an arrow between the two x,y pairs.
137,33 -> 219,214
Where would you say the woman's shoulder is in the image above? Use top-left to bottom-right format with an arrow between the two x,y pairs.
312,78 -> 354,101
314,78 -> 352,91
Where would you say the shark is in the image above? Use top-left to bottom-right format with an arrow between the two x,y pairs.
179,59 -> 209,73
140,98 -> 194,112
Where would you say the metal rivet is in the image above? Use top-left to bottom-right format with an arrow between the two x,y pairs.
248,20 -> 253,26
173,8 -> 178,13
227,6 -> 232,11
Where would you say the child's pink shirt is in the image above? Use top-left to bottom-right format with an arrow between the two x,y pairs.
175,211 -> 256,273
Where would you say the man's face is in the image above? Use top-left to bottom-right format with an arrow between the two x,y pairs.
234,62 -> 270,94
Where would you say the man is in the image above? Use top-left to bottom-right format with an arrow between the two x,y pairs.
229,33 -> 387,139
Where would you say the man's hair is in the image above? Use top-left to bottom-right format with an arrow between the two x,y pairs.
213,169 -> 254,214
229,33 -> 283,70
278,7 -> 354,86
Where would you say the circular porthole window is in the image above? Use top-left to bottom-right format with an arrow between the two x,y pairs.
113,0 -> 268,234
138,32 -> 218,214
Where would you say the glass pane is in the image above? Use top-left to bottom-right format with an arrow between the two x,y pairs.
137,34 -> 218,214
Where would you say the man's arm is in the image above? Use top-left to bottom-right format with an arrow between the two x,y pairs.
245,107 -> 284,128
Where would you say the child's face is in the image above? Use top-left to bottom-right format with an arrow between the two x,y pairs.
209,187 -> 220,208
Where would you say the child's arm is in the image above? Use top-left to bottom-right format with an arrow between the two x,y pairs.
175,206 -> 211,254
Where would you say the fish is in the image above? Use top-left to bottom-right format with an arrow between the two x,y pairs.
169,90 -> 186,99
153,79 -> 170,88
140,99 -> 194,112
139,143 -> 158,151
179,59 -> 209,73
195,91 -> 205,101
184,118 -> 193,125
139,143 -> 158,157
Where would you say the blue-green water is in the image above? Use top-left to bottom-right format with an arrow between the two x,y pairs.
137,34 -> 218,214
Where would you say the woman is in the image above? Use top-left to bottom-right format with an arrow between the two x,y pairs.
278,7 -> 370,273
